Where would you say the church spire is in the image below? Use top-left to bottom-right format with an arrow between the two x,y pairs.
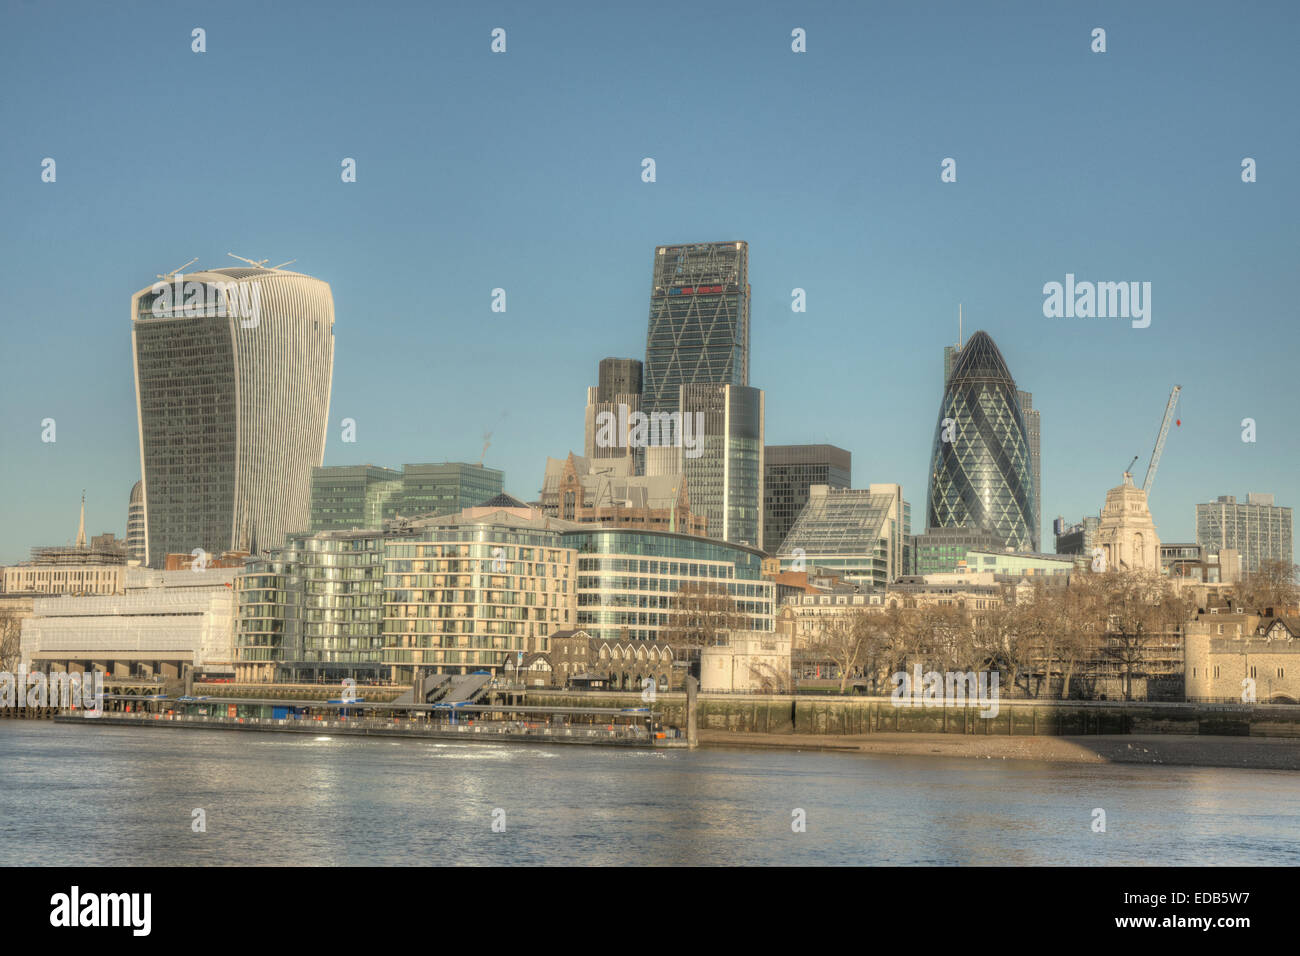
75,491 -> 86,549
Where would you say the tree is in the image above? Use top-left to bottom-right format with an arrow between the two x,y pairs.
0,609 -> 22,674
662,580 -> 746,651
1057,576 -> 1106,700
1097,570 -> 1189,700
1235,560 -> 1300,613
812,610 -> 870,695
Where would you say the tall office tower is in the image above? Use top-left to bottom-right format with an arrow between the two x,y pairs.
643,241 -> 750,417
946,335 -> 1041,552
1196,494 -> 1293,574
126,480 -> 146,564
763,444 -> 851,552
1017,390 -> 1042,552
584,358 -> 643,462
679,383 -> 764,549
927,331 -> 1035,552
132,264 -> 334,567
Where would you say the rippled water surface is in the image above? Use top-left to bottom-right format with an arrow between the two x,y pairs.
2,723 -> 1297,865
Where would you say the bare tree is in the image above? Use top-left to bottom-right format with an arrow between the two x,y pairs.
811,610 -> 869,695
1098,570 -> 1189,701
1057,576 -> 1106,699
662,580 -> 746,651
0,609 -> 22,674
1235,560 -> 1300,612
963,602 -> 1009,664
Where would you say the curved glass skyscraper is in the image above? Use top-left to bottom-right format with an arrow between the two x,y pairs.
131,265 -> 334,567
926,331 -> 1035,552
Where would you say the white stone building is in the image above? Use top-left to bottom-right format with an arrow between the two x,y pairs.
19,567 -> 237,678
1094,472 -> 1162,572
701,630 -> 793,693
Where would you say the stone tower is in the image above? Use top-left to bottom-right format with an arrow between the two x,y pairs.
1094,472 -> 1161,572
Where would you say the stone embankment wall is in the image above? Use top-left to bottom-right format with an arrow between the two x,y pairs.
523,691 -> 1300,737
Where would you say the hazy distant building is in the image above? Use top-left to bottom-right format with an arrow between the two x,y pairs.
127,481 -> 146,564
132,265 -> 335,566
1017,390 -> 1042,551
8,496 -> 128,591
1055,515 -> 1100,565
584,358 -> 642,463
763,445 -> 851,553
310,463 -> 504,531
928,331 -> 1036,552
643,241 -> 749,417
310,465 -> 402,531
1196,494 -> 1293,574
539,453 -> 707,535
912,526 -> 1003,576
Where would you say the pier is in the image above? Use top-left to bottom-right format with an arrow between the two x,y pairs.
51,694 -> 689,748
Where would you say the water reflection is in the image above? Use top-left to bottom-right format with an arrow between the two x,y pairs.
0,723 -> 1296,866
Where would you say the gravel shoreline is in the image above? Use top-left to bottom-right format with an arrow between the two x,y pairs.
698,731 -> 1300,771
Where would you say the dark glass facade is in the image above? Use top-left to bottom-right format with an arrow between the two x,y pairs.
927,331 -> 1035,552
763,445 -> 852,552
643,242 -> 749,416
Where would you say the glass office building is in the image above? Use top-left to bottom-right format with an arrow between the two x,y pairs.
778,484 -> 906,591
132,266 -> 334,566
309,462 -> 504,532
763,444 -> 852,552
310,466 -> 403,531
680,383 -> 764,549
927,331 -> 1036,553
563,529 -> 773,643
643,241 -> 750,417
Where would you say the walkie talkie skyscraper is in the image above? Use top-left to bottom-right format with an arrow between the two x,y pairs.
131,262 -> 334,567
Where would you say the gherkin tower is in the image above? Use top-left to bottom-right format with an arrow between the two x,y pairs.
927,331 -> 1035,552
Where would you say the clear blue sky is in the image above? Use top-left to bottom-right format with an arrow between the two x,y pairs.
2,0 -> 1297,564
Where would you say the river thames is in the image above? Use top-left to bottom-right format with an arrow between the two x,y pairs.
2,723 -> 1297,866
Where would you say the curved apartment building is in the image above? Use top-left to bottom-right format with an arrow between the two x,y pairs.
131,265 -> 334,566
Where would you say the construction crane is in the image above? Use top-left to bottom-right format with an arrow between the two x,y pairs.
1142,385 -> 1182,495
156,257 -> 198,280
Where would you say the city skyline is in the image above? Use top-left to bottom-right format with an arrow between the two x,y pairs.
3,2 -> 1298,565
